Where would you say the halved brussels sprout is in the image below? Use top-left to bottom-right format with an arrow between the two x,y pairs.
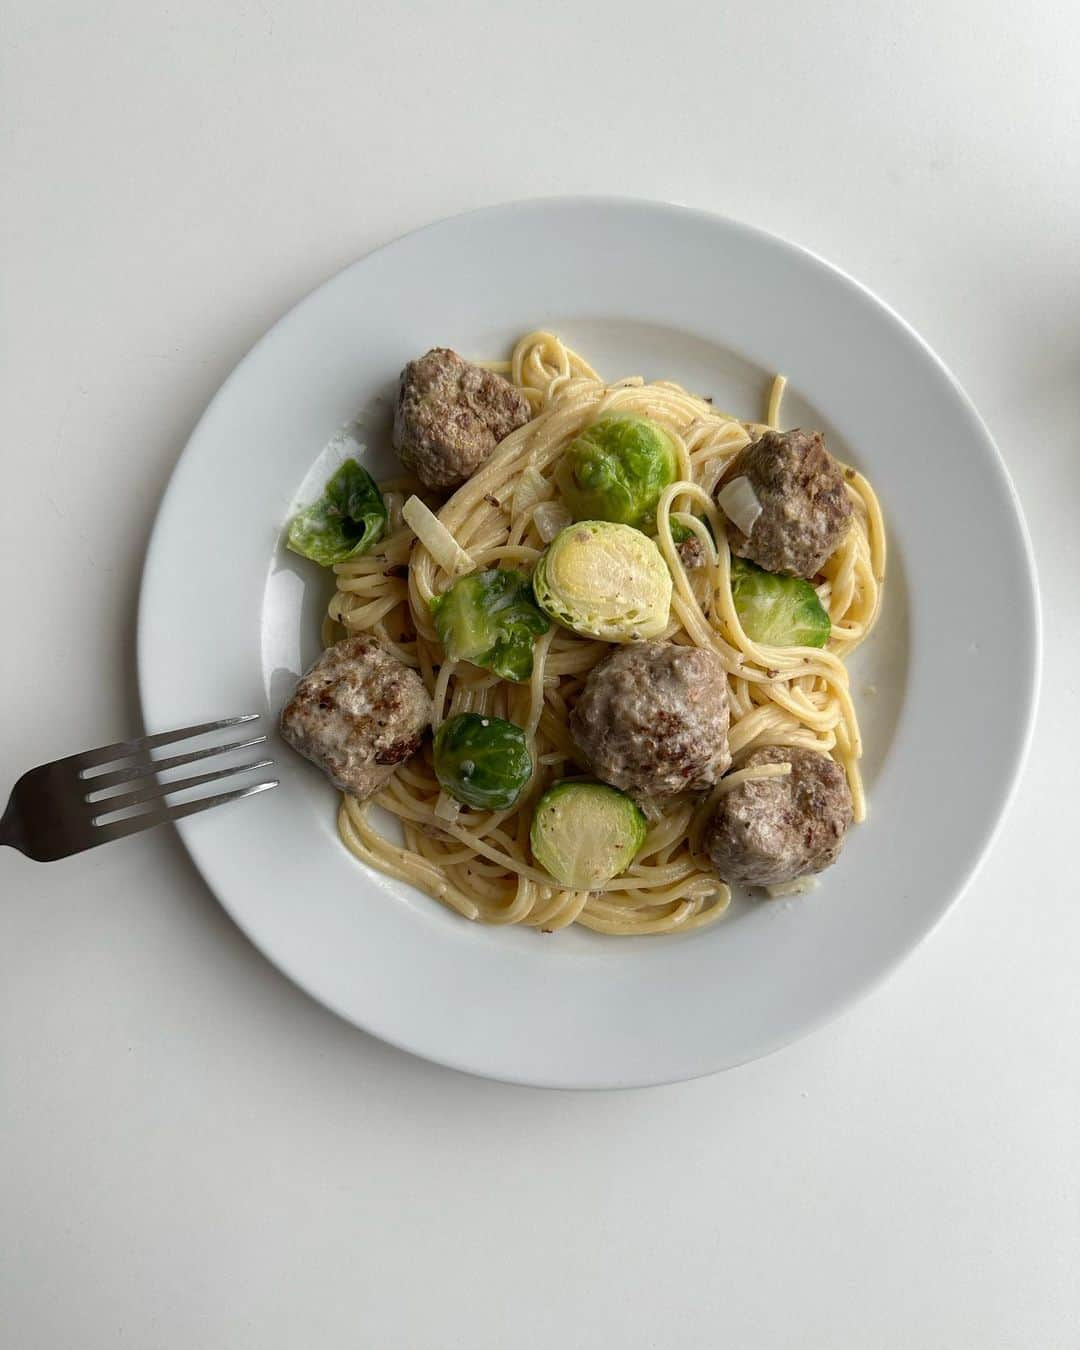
530,781 -> 647,889
433,713 -> 532,811
287,459 -> 387,566
555,415 -> 677,527
533,521 -> 672,642
730,557 -> 831,648
431,568 -> 550,682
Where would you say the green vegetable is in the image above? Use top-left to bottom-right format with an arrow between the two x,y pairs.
668,514 -> 715,546
668,518 -> 694,545
431,568 -> 550,683
555,415 -> 677,528
287,459 -> 387,566
533,520 -> 672,642
730,557 -> 831,648
530,781 -> 647,890
433,713 -> 532,810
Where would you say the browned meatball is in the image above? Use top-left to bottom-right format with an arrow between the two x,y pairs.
719,429 -> 852,579
393,348 -> 531,492
280,635 -> 432,799
569,642 -> 731,798
701,745 -> 852,887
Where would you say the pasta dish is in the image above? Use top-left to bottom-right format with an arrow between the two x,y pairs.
278,332 -> 885,936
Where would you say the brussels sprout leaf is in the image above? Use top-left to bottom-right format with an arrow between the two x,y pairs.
287,459 -> 387,566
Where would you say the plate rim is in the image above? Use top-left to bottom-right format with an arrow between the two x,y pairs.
137,195 -> 1042,1088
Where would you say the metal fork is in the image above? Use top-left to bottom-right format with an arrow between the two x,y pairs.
1,715 -> 278,862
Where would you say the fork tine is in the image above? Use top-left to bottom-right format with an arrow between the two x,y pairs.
73,714 -> 262,775
84,735 -> 268,794
93,778 -> 279,842
90,760 -> 276,820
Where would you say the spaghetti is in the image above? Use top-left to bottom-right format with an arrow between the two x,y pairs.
324,332 -> 885,935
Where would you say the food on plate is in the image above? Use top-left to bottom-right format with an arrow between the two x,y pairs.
717,428 -> 852,579
280,635 -> 432,799
530,781 -> 647,890
279,331 -> 885,935
728,556 -> 831,648
554,414 -> 677,528
700,745 -> 853,887
532,520 -> 672,642
393,347 -> 531,492
569,642 -> 731,798
671,520 -> 708,570
430,567 -> 550,682
287,460 -> 387,566
433,712 -> 532,811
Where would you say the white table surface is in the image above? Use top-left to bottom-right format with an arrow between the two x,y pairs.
3,3 -> 1077,1345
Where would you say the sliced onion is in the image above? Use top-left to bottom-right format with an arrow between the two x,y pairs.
533,499 -> 573,543
698,457 -> 730,497
716,475 -> 763,537
434,790 -> 462,824
513,465 -> 553,516
402,495 -> 474,577
383,491 -> 404,533
636,796 -> 665,823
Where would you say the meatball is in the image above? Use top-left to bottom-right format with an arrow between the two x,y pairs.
569,642 -> 731,798
676,534 -> 706,570
393,348 -> 531,492
701,745 -> 852,887
719,429 -> 852,579
280,635 -> 432,799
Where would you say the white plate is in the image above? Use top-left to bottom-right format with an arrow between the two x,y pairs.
138,199 -> 1039,1088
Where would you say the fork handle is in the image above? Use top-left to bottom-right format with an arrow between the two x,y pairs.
1,794 -> 26,854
